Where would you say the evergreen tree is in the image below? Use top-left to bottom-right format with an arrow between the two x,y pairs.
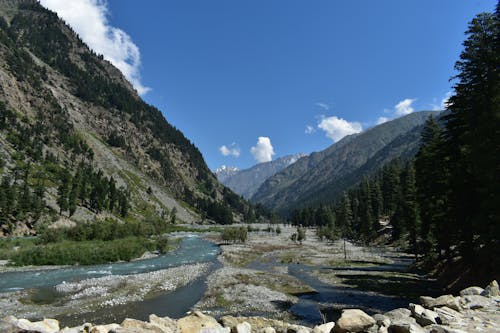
415,116 -> 448,257
441,8 -> 500,263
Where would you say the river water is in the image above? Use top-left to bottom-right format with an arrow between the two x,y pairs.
0,235 -> 220,326
0,236 -> 437,327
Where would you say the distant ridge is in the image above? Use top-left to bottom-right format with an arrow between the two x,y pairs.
216,153 -> 307,199
251,111 -> 440,214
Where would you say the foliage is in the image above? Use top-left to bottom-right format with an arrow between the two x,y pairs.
221,226 -> 248,243
8,237 -> 156,266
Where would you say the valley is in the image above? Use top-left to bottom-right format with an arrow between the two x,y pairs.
0,0 -> 499,332
0,225 -> 439,327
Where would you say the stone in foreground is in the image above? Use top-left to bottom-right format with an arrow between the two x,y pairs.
408,303 -> 440,326
333,309 -> 376,333
178,311 -> 226,333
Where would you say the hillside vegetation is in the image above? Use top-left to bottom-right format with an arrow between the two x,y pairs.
0,0 -> 265,241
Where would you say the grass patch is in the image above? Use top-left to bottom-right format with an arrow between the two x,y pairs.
215,294 -> 233,308
7,237 -> 161,266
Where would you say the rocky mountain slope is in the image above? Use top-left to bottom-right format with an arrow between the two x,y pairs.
215,154 -> 306,199
0,0 -> 253,235
252,111 -> 439,214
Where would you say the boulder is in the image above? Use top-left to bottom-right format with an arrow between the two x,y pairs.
419,295 -> 460,311
383,310 -> 418,333
408,303 -> 440,326
459,286 -> 484,296
235,322 -> 251,333
333,309 -> 376,333
287,325 -> 311,333
372,314 -> 390,328
90,324 -> 122,333
149,315 -> 179,333
432,307 -> 463,326
178,312 -> 223,333
263,327 -> 277,333
263,328 -> 276,333
481,280 -> 500,297
122,318 -> 166,333
0,320 -> 22,333
384,308 -> 412,324
459,295 -> 494,309
312,322 -> 335,333
15,318 -> 60,333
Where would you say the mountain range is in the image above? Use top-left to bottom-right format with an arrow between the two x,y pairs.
251,111 -> 439,214
215,153 -> 306,199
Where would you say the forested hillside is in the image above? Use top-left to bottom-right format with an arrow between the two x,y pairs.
252,111 -> 437,214
0,0 -> 260,237
289,5 -> 500,288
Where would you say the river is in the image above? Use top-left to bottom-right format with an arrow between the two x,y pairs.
0,235 -> 220,326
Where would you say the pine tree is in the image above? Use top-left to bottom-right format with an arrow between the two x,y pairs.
443,8 -> 500,262
415,116 -> 448,257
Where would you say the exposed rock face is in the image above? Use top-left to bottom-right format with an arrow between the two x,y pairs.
333,309 -> 376,333
1,280 -> 500,333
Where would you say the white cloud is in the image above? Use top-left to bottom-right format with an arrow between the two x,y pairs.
318,116 -> 362,142
394,98 -> 417,116
305,125 -> 315,134
376,117 -> 390,125
250,137 -> 275,163
219,144 -> 240,157
440,91 -> 452,110
315,102 -> 330,110
40,0 -> 150,95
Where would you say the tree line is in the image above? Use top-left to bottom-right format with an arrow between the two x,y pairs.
290,5 -> 499,278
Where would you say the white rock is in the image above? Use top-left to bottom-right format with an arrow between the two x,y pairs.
408,303 -> 440,326
262,327 -> 276,333
432,307 -> 463,326
149,315 -> 179,333
236,322 -> 251,333
312,322 -> 335,333
333,309 -> 376,333
459,286 -> 484,296
459,295 -> 494,309
16,318 -> 60,333
420,295 -> 460,311
90,324 -> 121,333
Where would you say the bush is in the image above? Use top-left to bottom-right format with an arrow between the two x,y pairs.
221,227 -> 247,244
10,237 -> 156,265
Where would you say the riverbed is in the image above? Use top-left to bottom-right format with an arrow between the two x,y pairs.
0,227 -> 439,326
0,235 -> 220,326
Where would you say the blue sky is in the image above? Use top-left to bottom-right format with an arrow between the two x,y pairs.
41,0 -> 497,170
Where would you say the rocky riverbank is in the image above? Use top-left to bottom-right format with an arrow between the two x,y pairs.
2,280 -> 498,333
